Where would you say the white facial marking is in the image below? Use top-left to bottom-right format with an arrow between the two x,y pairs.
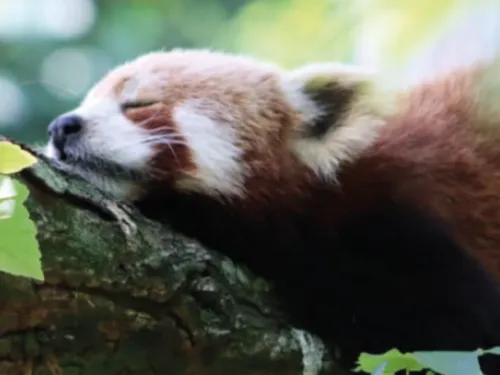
173,102 -> 246,197
44,137 -> 140,200
74,98 -> 155,170
44,96 -> 156,200
44,140 -> 59,160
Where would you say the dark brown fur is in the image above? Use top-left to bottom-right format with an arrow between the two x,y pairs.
333,68 -> 500,281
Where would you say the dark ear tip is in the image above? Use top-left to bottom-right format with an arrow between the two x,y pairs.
283,63 -> 397,140
302,84 -> 356,139
300,74 -> 362,139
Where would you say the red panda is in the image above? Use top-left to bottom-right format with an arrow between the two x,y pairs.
44,50 -> 500,374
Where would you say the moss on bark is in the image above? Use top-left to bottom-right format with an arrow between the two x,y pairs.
0,152 -> 347,375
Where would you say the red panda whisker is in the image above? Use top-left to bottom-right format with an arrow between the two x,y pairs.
134,112 -> 165,128
102,134 -> 180,153
146,126 -> 171,134
162,140 -> 180,167
146,126 -> 239,142
145,129 -> 185,139
145,126 -> 191,139
149,139 -> 189,147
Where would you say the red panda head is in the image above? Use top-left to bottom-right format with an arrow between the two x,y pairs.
45,49 -> 394,202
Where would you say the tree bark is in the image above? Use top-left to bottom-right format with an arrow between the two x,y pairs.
0,154 -> 346,375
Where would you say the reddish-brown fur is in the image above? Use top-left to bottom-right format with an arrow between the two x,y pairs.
126,105 -> 197,182
193,65 -> 500,282
330,67 -> 500,281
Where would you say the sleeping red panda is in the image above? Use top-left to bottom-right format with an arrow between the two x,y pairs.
44,49 -> 500,374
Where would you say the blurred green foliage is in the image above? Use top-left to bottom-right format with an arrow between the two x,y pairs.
0,0 -> 481,145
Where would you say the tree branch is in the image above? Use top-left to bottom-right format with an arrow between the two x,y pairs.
0,143 -> 347,375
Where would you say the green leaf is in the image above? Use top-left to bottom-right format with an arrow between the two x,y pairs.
413,351 -> 484,375
0,176 -> 43,281
355,349 -> 425,374
0,141 -> 38,175
357,348 -> 500,375
371,363 -> 387,375
485,347 -> 500,355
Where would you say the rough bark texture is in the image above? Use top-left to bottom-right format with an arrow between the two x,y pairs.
0,153 -> 347,375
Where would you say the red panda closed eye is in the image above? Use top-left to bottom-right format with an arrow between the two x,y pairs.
45,49 -> 500,374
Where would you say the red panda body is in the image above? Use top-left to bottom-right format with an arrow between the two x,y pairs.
342,67 -> 500,281
43,50 -> 500,374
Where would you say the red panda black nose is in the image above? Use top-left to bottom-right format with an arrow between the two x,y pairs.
48,114 -> 84,158
48,114 -> 83,137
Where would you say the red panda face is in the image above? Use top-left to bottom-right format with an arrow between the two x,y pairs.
45,49 -> 392,202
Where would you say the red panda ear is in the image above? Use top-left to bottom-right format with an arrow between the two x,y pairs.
282,63 -> 393,139
281,63 -> 397,178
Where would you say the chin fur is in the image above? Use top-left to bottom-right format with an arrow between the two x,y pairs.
44,141 -> 143,200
